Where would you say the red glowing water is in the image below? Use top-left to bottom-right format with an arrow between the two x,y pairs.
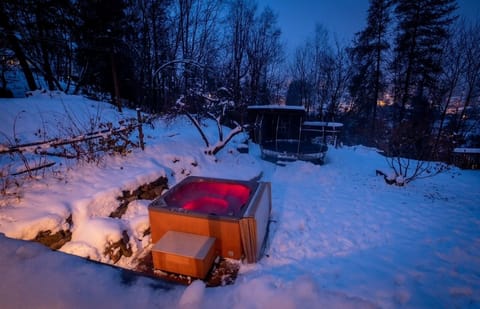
166,181 -> 252,216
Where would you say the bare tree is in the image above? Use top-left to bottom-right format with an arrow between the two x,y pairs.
0,1 -> 37,91
246,6 -> 283,105
322,39 -> 352,122
429,20 -> 467,160
172,0 -> 221,95
454,21 -> 480,140
223,0 -> 256,106
175,92 -> 244,155
131,0 -> 172,112
310,24 -> 333,118
289,24 -> 350,121
11,0 -> 75,91
289,45 -> 313,111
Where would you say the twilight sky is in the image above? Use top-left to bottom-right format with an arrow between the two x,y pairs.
257,0 -> 480,57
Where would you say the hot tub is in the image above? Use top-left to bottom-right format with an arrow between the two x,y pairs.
149,176 -> 271,263
161,178 -> 255,217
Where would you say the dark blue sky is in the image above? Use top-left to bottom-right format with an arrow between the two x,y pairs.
258,0 -> 480,57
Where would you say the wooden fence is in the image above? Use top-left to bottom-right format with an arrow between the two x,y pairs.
452,148 -> 480,169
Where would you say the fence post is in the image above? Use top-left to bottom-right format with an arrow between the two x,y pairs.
136,108 -> 145,151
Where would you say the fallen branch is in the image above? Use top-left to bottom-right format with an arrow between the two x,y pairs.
0,123 -> 140,155
11,161 -> 55,176
36,150 -> 77,159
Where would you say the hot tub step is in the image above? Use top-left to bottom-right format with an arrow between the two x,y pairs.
151,231 -> 216,279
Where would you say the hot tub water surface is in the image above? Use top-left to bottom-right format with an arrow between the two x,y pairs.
164,181 -> 252,217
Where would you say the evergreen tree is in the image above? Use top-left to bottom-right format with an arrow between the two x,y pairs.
390,0 -> 458,160
349,0 -> 392,145
392,0 -> 458,122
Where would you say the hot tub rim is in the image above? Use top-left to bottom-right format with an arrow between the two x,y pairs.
148,176 -> 260,219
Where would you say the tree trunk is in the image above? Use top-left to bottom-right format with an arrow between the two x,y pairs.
0,7 -> 37,91
110,53 -> 122,112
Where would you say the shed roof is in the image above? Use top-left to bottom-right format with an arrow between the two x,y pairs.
247,105 -> 305,112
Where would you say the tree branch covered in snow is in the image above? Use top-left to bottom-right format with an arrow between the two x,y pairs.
205,122 -> 243,155
152,59 -> 206,81
175,91 -> 244,156
176,95 -> 210,147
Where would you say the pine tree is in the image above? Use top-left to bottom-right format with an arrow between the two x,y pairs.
392,0 -> 458,122
390,0 -> 458,161
349,0 -> 392,145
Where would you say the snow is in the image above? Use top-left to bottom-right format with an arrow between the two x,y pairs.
303,121 -> 344,126
179,280 -> 206,308
454,147 -> 480,154
1,93 -> 479,308
247,104 -> 306,111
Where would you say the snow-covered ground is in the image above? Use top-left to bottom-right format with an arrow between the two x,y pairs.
0,93 -> 479,308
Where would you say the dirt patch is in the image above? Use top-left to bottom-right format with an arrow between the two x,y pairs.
111,176 -> 168,218
33,215 -> 73,250
104,230 -> 133,264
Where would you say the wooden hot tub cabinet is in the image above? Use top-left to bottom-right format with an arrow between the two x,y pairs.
148,176 -> 271,263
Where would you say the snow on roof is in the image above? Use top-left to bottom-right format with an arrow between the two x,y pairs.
454,148 -> 480,154
247,105 -> 305,111
303,121 -> 344,127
